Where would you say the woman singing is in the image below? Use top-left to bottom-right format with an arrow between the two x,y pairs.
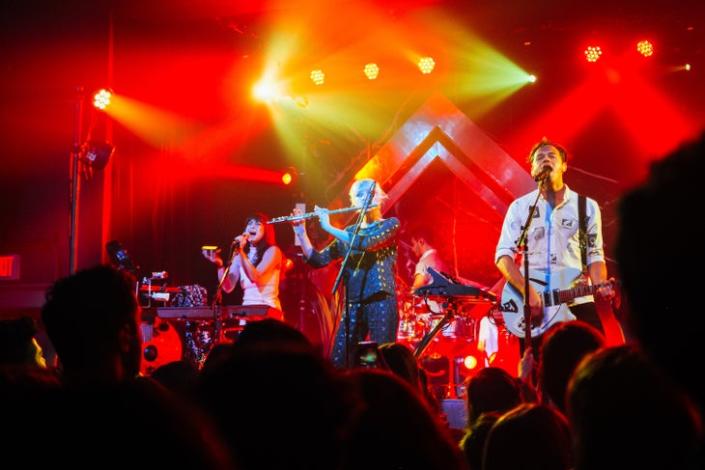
203,213 -> 283,319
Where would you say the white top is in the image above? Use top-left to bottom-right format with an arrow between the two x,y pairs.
477,316 -> 499,367
495,185 -> 605,304
415,249 -> 447,281
415,248 -> 448,313
240,245 -> 281,310
495,186 -> 605,269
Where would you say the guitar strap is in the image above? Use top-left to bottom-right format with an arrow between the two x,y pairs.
578,194 -> 588,276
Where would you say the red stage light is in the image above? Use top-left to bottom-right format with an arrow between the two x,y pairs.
281,166 -> 298,186
584,46 -> 602,63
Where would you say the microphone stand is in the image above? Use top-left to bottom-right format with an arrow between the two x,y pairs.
212,243 -> 238,344
330,182 -> 376,368
514,177 -> 547,355
68,86 -> 85,274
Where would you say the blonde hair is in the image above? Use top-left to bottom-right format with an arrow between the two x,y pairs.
349,178 -> 388,206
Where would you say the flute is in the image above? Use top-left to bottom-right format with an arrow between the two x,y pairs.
268,204 -> 379,224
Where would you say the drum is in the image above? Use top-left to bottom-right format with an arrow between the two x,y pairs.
140,318 -> 183,376
397,313 -> 426,342
428,315 -> 455,338
425,314 -> 475,339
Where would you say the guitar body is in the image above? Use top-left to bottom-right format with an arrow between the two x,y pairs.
499,267 -> 587,338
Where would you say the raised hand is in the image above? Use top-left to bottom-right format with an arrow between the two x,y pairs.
290,207 -> 306,236
313,205 -> 330,228
202,247 -> 224,268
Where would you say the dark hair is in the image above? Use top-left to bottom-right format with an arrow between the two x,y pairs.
465,367 -> 522,424
409,226 -> 436,247
528,137 -> 568,164
41,265 -> 139,372
243,212 -> 277,264
539,321 -> 604,412
484,404 -> 572,470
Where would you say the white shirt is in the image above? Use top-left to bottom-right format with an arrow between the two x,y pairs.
477,316 -> 499,367
415,249 -> 447,281
240,245 -> 281,310
414,248 -> 448,313
495,186 -> 605,303
495,185 -> 604,270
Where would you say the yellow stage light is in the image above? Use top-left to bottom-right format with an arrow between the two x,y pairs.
364,63 -> 379,80
636,40 -> 654,57
310,69 -> 325,85
584,46 -> 602,63
417,56 -> 435,74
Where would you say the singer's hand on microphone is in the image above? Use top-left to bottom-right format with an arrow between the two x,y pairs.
233,233 -> 249,250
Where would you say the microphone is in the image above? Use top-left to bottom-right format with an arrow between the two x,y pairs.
232,233 -> 249,249
533,165 -> 552,182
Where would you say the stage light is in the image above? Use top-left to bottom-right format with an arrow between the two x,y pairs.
364,63 -> 379,80
636,40 -> 654,57
281,166 -> 298,186
463,355 -> 478,370
310,69 -> 325,85
252,80 -> 280,102
584,46 -> 602,63
527,74 -> 537,83
93,89 -> 112,110
417,57 -> 435,74
82,140 -> 115,170
685,63 -> 692,71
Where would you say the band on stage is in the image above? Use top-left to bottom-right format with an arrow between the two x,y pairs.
134,137 -> 621,379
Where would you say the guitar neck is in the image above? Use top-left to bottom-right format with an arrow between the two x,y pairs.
556,284 -> 597,304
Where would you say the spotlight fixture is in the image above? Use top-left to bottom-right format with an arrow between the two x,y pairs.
364,63 -> 379,80
584,46 -> 602,63
527,74 -> 537,83
310,69 -> 325,85
636,40 -> 654,57
93,89 -> 112,110
81,140 -> 115,170
417,57 -> 435,74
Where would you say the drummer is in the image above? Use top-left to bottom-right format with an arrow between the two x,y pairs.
410,231 -> 449,314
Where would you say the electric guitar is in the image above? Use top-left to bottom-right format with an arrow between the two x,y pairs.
499,267 -> 613,338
